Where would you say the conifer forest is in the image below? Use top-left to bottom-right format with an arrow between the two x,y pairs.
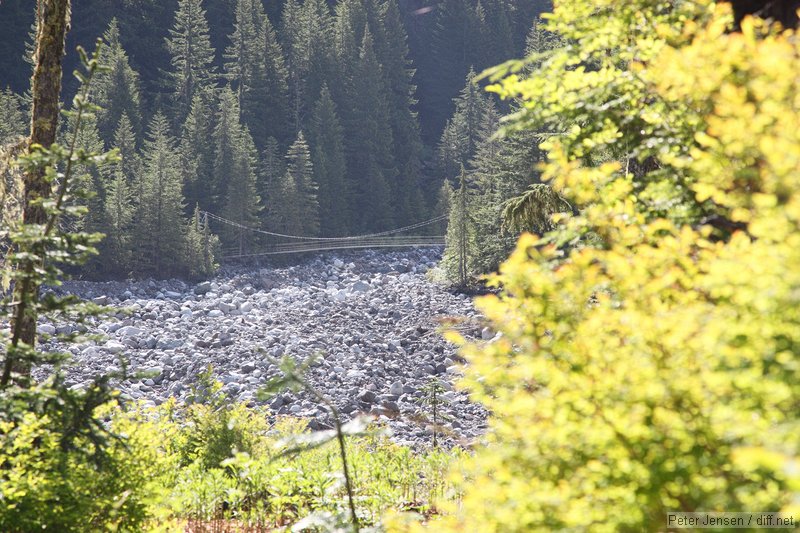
1,0 -> 800,531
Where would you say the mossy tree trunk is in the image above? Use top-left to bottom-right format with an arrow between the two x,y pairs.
11,0 -> 71,376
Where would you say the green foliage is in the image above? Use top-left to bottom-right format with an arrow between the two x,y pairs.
267,131 -> 320,238
0,87 -> 26,145
165,0 -> 217,124
416,378 -> 450,449
309,84 -> 349,236
415,3 -> 800,532
224,0 -> 269,148
215,88 -> 262,254
442,169 -> 476,287
0,42 -> 159,532
177,366 -> 269,471
131,113 -> 187,277
93,19 -> 142,143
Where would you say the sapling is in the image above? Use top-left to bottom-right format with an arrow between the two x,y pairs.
416,377 -> 452,448
258,352 -> 382,533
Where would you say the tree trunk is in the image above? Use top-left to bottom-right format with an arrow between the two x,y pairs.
10,0 -> 71,375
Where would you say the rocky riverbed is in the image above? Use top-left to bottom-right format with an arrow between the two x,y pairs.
35,248 -> 491,447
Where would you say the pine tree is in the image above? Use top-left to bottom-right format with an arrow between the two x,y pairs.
283,0 -> 335,129
349,25 -> 396,231
442,167 -> 476,287
112,113 -> 141,185
429,0 -> 485,136
433,178 -> 454,236
0,88 -> 26,144
133,113 -> 187,278
308,85 -> 349,236
184,205 -> 219,279
373,0 -> 425,224
102,170 -> 134,277
68,113 -> 107,236
258,136 -> 285,212
283,131 -> 320,237
437,68 -> 494,177
224,0 -> 269,148
261,14 -> 292,144
165,0 -> 217,124
94,19 -> 142,143
179,88 -> 215,213
213,87 -> 261,253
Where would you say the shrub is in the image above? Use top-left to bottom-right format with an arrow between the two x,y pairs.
409,3 -> 800,532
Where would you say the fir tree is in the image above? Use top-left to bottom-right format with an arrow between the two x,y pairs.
0,88 -> 26,144
94,19 -> 142,143
261,14 -> 292,144
437,68 -> 494,177
429,0 -> 485,135
165,0 -> 217,124
442,167 -> 476,287
433,178 -> 454,236
102,170 -> 134,277
349,25 -> 396,231
184,205 -> 219,279
283,0 -> 334,128
179,88 -> 216,213
224,0 -> 269,148
308,85 -> 349,236
112,113 -> 141,185
258,136 -> 285,210
213,88 -> 261,253
374,0 -> 425,224
283,131 -> 320,237
133,113 -> 187,278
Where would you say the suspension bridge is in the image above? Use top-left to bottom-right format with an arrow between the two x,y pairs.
200,211 -> 447,261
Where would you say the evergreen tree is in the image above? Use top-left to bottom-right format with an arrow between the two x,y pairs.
283,0 -> 335,128
102,170 -> 134,277
349,25 -> 396,231
133,113 -> 187,278
373,0 -> 425,224
68,113 -> 108,238
308,85 -> 349,236
442,167 -> 476,287
429,0 -> 485,136
179,88 -> 216,213
437,68 -> 494,177
213,87 -> 261,253
94,19 -> 142,143
433,178 -> 454,236
283,131 -> 319,237
0,88 -> 26,144
261,14 -> 292,144
258,136 -> 285,216
184,205 -> 219,279
224,0 -> 269,148
112,113 -> 141,185
165,0 -> 217,124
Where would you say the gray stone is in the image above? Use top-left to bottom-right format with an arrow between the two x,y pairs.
105,341 -> 125,354
39,324 -> 56,335
481,327 -> 494,340
118,326 -> 142,338
194,281 -> 212,295
389,381 -> 404,396
358,390 -> 377,403
351,280 -> 370,293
